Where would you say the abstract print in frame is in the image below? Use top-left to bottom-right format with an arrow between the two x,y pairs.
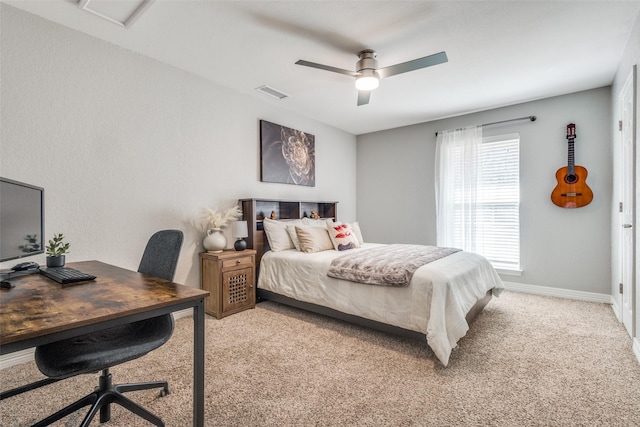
260,120 -> 315,187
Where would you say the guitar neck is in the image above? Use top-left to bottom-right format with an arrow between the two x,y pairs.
567,136 -> 575,175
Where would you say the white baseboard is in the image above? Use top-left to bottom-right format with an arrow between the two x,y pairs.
0,348 -> 35,370
501,281 -> 612,304
611,298 -> 622,322
0,308 -> 195,370
634,338 -> 640,366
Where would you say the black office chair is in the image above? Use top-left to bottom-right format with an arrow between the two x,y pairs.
33,230 -> 184,427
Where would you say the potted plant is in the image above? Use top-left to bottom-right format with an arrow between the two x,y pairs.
46,233 -> 70,267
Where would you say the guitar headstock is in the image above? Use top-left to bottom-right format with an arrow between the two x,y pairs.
566,123 -> 576,139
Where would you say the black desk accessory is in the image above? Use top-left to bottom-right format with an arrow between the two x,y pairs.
12,261 -> 40,272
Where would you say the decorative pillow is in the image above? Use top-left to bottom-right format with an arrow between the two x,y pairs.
287,222 -> 329,251
326,222 -> 360,251
326,220 -> 364,245
295,226 -> 334,253
263,218 -> 303,252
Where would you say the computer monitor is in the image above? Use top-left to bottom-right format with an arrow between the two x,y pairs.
0,177 -> 45,262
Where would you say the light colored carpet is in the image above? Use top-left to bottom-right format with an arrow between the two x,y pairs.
1,291 -> 639,426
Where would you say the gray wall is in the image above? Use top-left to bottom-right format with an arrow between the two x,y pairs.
0,5 -> 357,289
357,87 -> 612,295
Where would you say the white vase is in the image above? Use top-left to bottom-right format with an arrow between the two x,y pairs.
203,228 -> 226,252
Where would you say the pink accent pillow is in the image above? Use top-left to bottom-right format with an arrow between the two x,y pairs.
327,222 -> 360,251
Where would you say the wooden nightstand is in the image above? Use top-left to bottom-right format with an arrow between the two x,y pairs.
199,249 -> 256,319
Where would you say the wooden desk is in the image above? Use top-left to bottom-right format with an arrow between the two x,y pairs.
0,260 -> 209,427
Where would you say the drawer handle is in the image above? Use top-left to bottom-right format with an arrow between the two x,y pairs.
236,260 -> 241,265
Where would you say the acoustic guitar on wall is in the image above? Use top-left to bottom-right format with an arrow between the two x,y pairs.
551,123 -> 593,208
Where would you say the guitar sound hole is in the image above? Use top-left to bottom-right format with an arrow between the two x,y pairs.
565,174 -> 577,184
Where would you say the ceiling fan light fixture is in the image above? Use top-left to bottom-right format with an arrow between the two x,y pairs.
295,48 -> 447,106
355,70 -> 380,91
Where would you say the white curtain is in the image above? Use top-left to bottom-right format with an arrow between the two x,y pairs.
435,125 -> 483,251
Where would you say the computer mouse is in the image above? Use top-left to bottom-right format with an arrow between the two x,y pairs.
12,261 -> 40,271
0,280 -> 14,289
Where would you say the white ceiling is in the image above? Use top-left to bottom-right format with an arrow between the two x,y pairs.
5,0 -> 640,135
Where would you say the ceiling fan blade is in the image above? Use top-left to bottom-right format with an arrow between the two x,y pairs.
357,90 -> 371,106
295,60 -> 357,77
377,51 -> 448,79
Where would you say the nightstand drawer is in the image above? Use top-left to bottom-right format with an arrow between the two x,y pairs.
222,256 -> 252,269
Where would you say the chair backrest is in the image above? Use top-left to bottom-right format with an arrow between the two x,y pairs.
137,230 -> 184,281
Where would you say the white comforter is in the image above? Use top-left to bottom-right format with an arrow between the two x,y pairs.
257,243 -> 504,366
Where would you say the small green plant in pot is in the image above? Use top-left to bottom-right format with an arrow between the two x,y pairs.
46,233 -> 70,268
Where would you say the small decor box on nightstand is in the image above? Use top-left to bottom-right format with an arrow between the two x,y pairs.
199,249 -> 256,319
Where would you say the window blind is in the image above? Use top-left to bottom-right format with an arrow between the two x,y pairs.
447,134 -> 520,270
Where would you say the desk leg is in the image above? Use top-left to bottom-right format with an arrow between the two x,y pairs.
193,298 -> 205,427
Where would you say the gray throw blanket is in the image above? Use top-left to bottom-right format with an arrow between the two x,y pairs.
327,244 -> 461,287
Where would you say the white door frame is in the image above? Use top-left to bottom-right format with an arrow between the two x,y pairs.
619,67 -> 635,337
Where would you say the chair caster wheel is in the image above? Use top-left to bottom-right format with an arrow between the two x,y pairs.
160,387 -> 170,397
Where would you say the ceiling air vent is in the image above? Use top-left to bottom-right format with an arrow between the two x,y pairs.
255,85 -> 289,100
77,0 -> 154,28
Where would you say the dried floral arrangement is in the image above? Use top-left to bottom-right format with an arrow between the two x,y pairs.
202,205 -> 242,229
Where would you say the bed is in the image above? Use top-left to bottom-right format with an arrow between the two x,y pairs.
253,215 -> 504,366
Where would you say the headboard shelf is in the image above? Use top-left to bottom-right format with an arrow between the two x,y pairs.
238,198 -> 338,269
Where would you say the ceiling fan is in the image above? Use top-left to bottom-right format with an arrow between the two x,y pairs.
295,49 -> 448,106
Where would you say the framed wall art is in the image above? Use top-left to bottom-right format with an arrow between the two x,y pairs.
260,120 -> 315,187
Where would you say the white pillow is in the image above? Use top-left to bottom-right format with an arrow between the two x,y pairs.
302,217 -> 328,226
350,221 -> 364,245
263,218 -> 303,252
295,226 -> 334,253
326,222 -> 360,251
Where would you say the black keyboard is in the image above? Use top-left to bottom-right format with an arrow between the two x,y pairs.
40,267 -> 96,284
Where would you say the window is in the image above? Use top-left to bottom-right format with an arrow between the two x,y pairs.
436,130 -> 520,271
